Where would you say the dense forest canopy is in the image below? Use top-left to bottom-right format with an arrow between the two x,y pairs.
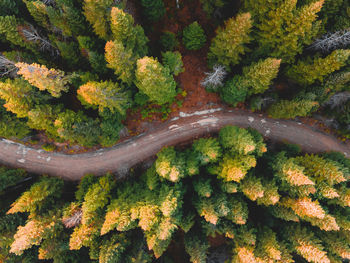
1,125 -> 350,262
0,0 -> 349,150
0,0 -> 350,262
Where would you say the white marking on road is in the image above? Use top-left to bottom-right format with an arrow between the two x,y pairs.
170,117 -> 179,121
265,129 -> 271,135
193,117 -> 219,126
46,157 -> 51,162
248,117 -> 254,123
261,119 -> 266,124
169,125 -> 179,130
132,143 -> 137,147
179,108 -> 222,117
298,122 -> 302,125
17,159 -> 25,163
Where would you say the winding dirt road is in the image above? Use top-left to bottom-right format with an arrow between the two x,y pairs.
0,109 -> 349,181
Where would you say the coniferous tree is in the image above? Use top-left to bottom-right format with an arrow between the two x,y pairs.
286,49 -> 350,86
254,0 -> 324,62
78,80 -> 130,115
182,22 -> 207,51
83,0 -> 115,39
140,0 -> 165,22
16,62 -> 71,98
208,13 -> 252,68
0,78 -> 37,118
162,51 -> 184,76
268,99 -> 319,119
135,56 -> 177,105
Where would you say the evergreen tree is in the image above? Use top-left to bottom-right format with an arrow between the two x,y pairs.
268,99 -> 319,119
192,138 -> 222,165
182,22 -> 207,51
105,40 -> 137,85
78,80 -> 130,115
135,56 -> 177,105
140,0 -> 165,22
155,147 -> 187,182
83,0 -> 115,39
255,0 -> 324,62
286,49 -> 350,86
241,58 -> 281,95
7,177 -> 63,216
0,78 -> 37,118
16,62 -> 71,98
219,125 -> 257,155
208,13 -> 252,68
162,51 -> 184,76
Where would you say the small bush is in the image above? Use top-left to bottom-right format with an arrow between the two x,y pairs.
182,22 -> 206,50
42,144 -> 56,152
220,76 -> 248,106
160,32 -> 178,51
162,51 -> 184,76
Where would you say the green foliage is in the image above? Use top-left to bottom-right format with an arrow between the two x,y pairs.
140,0 -> 165,22
200,0 -> 228,18
0,102 -> 31,139
162,51 -> 184,76
83,0 -> 115,39
0,78 -> 38,118
160,31 -> 178,51
0,16 -> 29,48
253,0 -> 324,62
268,99 -> 319,119
135,56 -> 177,105
1,125 -> 350,262
0,167 -> 27,193
7,176 -> 63,216
220,76 -> 248,106
286,50 -> 350,86
182,22 -> 206,50
208,13 -> 252,68
192,138 -> 222,165
78,80 -> 130,115
0,0 -> 20,16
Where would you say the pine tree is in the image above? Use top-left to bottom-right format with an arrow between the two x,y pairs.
0,78 -> 36,118
219,125 -> 257,155
155,147 -> 187,182
241,58 -> 281,95
78,80 -> 130,115
286,49 -> 350,86
140,0 -> 165,22
83,0 -> 115,39
192,138 -> 222,165
182,22 -> 207,51
220,76 -> 248,106
105,40 -> 137,85
208,13 -> 252,68
0,16 -> 35,49
256,0 -> 324,62
162,51 -> 184,76
7,177 -> 63,216
285,225 -> 330,263
135,56 -> 177,105
268,99 -> 319,119
184,230 -> 209,263
27,104 -> 61,138
16,62 -> 71,98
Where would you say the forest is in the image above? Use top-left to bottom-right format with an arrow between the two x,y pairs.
0,0 -> 350,262
0,0 -> 349,149
1,125 -> 350,262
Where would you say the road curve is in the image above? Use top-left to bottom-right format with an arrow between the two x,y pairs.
0,109 -> 349,181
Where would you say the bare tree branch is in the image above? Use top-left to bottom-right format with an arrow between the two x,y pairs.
201,64 -> 227,91
0,54 -> 17,77
20,25 -> 60,57
309,28 -> 350,53
62,209 -> 82,228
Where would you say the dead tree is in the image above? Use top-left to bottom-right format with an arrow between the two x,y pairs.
201,64 -> 227,91
62,209 -> 82,228
0,54 -> 17,77
309,28 -> 350,53
323,91 -> 350,110
20,25 -> 59,56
